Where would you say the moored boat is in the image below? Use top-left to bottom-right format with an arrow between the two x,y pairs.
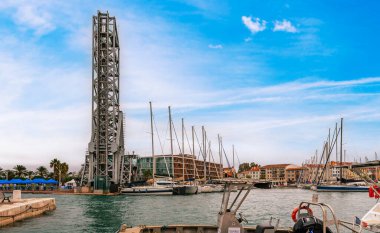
314,184 -> 369,192
120,186 -> 173,195
254,181 -> 272,189
200,185 -> 213,193
172,185 -> 198,195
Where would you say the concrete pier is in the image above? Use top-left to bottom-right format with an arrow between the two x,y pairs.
0,197 -> 56,227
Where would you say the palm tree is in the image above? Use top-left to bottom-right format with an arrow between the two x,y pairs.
50,158 -> 61,181
26,170 -> 34,179
0,167 -> 4,179
59,162 -> 69,184
5,170 -> 15,180
13,165 -> 27,178
35,166 -> 48,178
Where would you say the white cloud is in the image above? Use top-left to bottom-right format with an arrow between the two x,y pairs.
244,37 -> 252,42
208,44 -> 223,49
241,16 -> 266,33
273,19 -> 297,33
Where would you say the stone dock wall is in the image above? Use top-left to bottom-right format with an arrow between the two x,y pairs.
0,198 -> 56,227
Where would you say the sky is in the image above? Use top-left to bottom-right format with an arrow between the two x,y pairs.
0,0 -> 380,171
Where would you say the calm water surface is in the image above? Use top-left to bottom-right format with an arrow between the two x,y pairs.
2,189 -> 374,233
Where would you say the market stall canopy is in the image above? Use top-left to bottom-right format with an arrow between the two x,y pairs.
46,179 -> 58,184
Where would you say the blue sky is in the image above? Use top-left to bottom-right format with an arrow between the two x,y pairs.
0,1 -> 379,171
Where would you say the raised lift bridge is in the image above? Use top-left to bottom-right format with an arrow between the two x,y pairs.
81,11 -> 129,193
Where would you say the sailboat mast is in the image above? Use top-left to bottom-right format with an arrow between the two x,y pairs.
208,141 -> 211,179
150,102 -> 155,183
202,126 -> 206,180
218,134 -> 222,179
233,145 -> 235,177
335,122 -> 338,162
340,118 -> 343,183
169,106 -> 174,179
182,118 -> 185,181
192,126 -> 196,179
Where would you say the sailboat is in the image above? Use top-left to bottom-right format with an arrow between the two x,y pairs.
172,118 -> 198,195
120,102 -> 173,195
314,118 -> 370,192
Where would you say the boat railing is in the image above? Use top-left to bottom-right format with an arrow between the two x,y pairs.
217,182 -> 255,233
297,200 -> 340,233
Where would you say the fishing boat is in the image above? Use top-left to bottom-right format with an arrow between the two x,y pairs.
118,182 -> 363,233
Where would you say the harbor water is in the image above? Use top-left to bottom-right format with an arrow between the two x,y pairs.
1,188 -> 374,233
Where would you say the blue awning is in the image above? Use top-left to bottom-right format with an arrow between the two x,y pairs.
46,179 -> 58,184
9,178 -> 25,184
31,178 -> 48,184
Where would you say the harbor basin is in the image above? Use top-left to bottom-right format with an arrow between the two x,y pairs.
1,188 -> 374,233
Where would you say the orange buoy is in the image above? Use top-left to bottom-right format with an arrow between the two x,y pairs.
291,205 -> 313,222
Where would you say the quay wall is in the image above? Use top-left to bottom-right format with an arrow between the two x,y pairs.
0,198 -> 56,227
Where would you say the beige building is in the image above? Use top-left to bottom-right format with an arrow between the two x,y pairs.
261,164 -> 290,185
285,165 -> 305,184
237,166 -> 260,180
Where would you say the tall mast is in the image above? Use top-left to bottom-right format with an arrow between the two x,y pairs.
202,126 -> 206,180
233,145 -> 235,177
218,134 -> 221,178
208,141 -> 211,179
340,118 -> 343,183
182,118 -> 185,181
219,135 -> 223,179
169,106 -> 174,179
335,122 -> 338,162
192,126 -> 196,179
150,102 -> 155,183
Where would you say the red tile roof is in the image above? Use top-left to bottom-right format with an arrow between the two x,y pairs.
262,164 -> 290,169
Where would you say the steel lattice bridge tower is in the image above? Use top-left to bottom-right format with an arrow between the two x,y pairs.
81,11 -> 128,192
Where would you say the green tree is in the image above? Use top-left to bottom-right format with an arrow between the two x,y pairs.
50,158 -> 61,181
0,167 -> 4,179
59,162 -> 69,184
5,170 -> 15,180
143,170 -> 152,180
13,165 -> 27,178
26,170 -> 34,179
35,166 -> 48,178
238,163 -> 250,172
250,162 -> 260,168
